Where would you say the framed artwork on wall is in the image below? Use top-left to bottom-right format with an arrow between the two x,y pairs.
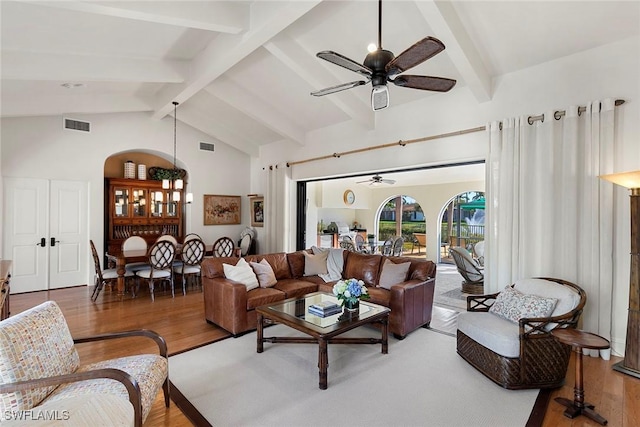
250,196 -> 264,227
204,195 -> 241,225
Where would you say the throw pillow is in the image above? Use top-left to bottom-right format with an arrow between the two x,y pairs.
489,285 -> 558,323
223,258 -> 259,291
303,250 -> 329,276
250,259 -> 277,288
378,259 -> 411,290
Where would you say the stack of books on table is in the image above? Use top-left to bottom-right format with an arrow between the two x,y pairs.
308,301 -> 342,317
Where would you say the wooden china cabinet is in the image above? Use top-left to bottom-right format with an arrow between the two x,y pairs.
105,178 -> 184,255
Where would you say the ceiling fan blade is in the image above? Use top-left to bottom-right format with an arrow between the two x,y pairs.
317,51 -> 372,77
381,179 -> 396,184
392,75 -> 456,92
311,80 -> 368,97
385,37 -> 446,77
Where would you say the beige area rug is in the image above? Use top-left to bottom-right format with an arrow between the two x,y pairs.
169,324 -> 541,427
434,263 -> 471,311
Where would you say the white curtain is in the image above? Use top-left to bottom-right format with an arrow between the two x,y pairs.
264,163 -> 291,253
486,99 -> 618,358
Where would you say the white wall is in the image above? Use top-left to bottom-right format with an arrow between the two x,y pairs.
1,111 -> 252,282
257,36 -> 640,356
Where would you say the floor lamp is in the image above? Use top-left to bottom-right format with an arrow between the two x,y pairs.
600,170 -> 640,379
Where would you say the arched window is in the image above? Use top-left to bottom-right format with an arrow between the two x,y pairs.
375,195 -> 425,254
439,191 -> 485,261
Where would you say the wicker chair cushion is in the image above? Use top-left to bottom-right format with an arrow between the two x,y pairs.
0,301 -> 80,413
513,278 -> 581,317
457,311 -> 520,358
46,355 -> 167,423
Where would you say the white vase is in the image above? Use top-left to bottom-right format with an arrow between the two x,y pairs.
124,161 -> 135,179
138,164 -> 146,180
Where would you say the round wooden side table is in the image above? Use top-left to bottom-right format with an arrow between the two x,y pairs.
551,328 -> 610,426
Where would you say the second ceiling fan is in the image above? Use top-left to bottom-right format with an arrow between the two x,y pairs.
311,0 -> 456,111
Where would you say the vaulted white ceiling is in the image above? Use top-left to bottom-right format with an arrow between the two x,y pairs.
2,1 -> 639,159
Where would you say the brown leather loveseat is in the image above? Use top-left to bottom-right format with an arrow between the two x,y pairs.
201,250 -> 436,339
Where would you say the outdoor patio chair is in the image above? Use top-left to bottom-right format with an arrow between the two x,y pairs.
449,246 -> 484,294
473,240 -> 485,266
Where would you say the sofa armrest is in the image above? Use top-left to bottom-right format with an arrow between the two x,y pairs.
0,368 -> 142,427
74,329 -> 167,358
202,277 -> 249,333
388,277 -> 435,338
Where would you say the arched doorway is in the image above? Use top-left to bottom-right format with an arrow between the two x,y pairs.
374,194 -> 425,254
438,191 -> 485,263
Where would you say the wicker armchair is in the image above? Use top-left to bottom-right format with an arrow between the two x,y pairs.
456,278 -> 586,389
449,246 -> 484,293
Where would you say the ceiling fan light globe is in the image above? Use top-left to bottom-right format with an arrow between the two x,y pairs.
371,85 -> 389,111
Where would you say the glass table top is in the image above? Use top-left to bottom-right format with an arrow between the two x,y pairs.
266,292 -> 386,329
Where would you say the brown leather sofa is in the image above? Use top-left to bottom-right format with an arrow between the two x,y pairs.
201,250 -> 436,339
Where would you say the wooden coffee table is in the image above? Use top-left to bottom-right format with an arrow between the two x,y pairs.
256,292 -> 390,390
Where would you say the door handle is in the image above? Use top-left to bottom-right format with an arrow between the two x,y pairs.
50,237 -> 61,247
36,237 -> 46,247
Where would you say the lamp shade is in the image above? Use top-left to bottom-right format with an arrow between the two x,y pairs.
599,170 -> 640,190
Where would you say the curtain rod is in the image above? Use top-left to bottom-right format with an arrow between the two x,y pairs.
286,99 -> 626,167
287,125 -> 486,167
527,99 -> 625,124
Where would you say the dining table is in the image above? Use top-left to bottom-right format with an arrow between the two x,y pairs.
107,243 -> 219,298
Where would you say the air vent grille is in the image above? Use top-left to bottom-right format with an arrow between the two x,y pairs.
200,142 -> 215,152
64,118 -> 91,132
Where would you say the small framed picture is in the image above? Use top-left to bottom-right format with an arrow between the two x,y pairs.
204,195 -> 241,225
250,196 -> 264,227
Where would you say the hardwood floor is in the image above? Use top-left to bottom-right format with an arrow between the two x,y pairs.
8,287 -> 639,427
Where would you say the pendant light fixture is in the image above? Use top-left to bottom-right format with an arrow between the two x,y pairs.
162,101 -> 187,203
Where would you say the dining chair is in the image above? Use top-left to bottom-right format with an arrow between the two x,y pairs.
122,236 -> 149,272
135,240 -> 176,301
392,236 -> 405,256
381,237 -> 394,256
156,234 -> 178,245
339,240 -> 356,252
90,240 -> 133,302
173,238 -> 205,293
183,233 -> 202,243
238,233 -> 253,256
212,237 -> 235,257
353,234 -> 369,253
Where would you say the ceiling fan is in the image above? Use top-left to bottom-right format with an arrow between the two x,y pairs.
357,174 -> 396,186
311,0 -> 456,111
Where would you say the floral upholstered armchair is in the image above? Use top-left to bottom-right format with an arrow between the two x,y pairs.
0,301 -> 169,426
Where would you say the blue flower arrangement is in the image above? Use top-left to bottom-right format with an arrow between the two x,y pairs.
332,278 -> 370,308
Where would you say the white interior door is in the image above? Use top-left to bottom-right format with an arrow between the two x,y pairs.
49,180 -> 88,289
3,178 -> 88,292
3,178 -> 49,292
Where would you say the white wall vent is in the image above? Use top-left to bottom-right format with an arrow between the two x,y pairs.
200,142 -> 215,152
63,118 -> 91,132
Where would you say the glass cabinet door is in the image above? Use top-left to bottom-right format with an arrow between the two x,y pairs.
113,188 -> 129,217
166,191 -> 180,217
150,191 -> 164,217
132,189 -> 147,217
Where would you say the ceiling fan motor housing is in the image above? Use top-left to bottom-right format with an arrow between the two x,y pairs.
364,49 -> 395,87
